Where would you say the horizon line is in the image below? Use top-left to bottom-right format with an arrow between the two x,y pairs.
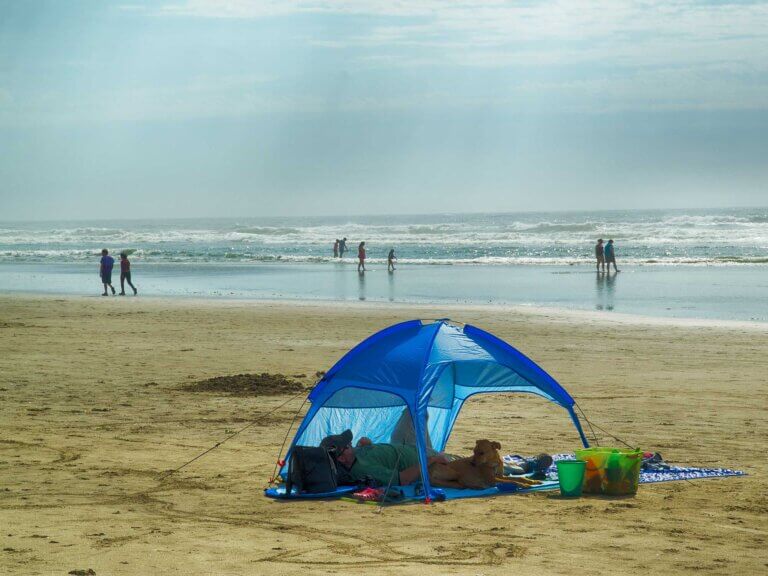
1,204 -> 767,225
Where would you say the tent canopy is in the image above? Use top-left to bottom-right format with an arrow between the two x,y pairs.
286,319 -> 588,499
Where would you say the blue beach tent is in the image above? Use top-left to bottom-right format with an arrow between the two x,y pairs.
283,319 -> 589,500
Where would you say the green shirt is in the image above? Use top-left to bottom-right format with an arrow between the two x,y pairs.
346,444 -> 421,485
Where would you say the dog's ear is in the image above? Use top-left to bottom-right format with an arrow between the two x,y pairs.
491,441 -> 501,450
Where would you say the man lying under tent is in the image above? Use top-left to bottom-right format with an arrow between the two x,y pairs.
320,430 -> 449,486
320,429 -> 553,488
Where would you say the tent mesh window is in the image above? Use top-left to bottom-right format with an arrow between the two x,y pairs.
294,387 -> 410,447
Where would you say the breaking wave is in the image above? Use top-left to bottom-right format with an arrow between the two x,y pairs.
1,208 -> 766,265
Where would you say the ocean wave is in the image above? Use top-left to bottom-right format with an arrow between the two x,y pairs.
659,213 -> 768,227
517,222 -> 599,233
663,214 -> 744,223
1,211 -> 766,265
2,228 -> 765,247
2,248 -> 767,267
2,211 -> 768,249
233,226 -> 302,235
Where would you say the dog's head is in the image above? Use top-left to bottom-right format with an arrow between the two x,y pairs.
472,439 -> 503,469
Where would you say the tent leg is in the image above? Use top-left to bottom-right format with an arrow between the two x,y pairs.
568,406 -> 590,448
410,404 -> 436,502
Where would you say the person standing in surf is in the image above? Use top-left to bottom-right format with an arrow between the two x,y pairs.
605,239 -> 619,273
333,239 -> 339,258
387,248 -> 397,272
99,249 -> 116,296
357,241 -> 367,273
339,237 -> 348,258
119,252 -> 138,295
595,239 -> 605,273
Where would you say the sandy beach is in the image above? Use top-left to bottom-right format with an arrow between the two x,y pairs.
1,295 -> 766,575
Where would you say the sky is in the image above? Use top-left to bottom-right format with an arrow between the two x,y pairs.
1,0 -> 767,220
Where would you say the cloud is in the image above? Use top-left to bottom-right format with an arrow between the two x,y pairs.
138,2 -> 768,73
4,0 -> 766,127
149,0 -> 449,19
148,0 -> 768,41
151,2 -> 768,78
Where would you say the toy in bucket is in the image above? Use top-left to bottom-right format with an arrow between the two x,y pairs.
575,447 -> 642,495
556,460 -> 585,497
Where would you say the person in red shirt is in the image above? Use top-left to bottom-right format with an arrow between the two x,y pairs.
119,252 -> 138,296
357,241 -> 367,273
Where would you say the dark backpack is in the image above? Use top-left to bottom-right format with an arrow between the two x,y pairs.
284,446 -> 339,495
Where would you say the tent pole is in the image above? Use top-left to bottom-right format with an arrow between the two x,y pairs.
410,403 -> 434,502
568,406 -> 590,448
412,322 -> 444,502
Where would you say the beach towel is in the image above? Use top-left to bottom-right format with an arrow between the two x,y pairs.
535,453 -> 747,485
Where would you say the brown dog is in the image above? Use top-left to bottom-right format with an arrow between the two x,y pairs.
428,439 -> 541,489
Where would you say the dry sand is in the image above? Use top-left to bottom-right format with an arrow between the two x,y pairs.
0,295 -> 766,575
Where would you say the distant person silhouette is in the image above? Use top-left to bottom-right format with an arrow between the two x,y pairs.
357,241 -> 367,273
339,237 -> 348,258
99,249 -> 116,296
605,239 -> 619,273
119,252 -> 138,296
595,239 -> 605,273
387,248 -> 397,272
333,239 -> 339,258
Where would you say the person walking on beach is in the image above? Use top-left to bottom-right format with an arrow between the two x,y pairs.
119,252 -> 138,296
605,239 -> 619,273
357,241 -> 367,273
339,237 -> 348,258
387,248 -> 397,272
333,239 -> 339,258
99,249 -> 116,296
595,239 -> 605,273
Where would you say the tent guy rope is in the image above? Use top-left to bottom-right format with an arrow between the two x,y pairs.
159,389 -> 309,481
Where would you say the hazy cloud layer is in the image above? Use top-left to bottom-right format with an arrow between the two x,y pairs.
1,1 -> 766,218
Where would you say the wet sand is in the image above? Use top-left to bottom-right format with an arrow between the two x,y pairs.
0,295 -> 766,575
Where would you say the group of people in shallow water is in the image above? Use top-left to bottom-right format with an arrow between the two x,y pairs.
99,249 -> 137,296
336,238 -> 618,275
595,239 -> 619,273
97,238 -> 618,294
332,238 -> 397,273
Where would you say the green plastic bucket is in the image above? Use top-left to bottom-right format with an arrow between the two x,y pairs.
556,460 -> 586,497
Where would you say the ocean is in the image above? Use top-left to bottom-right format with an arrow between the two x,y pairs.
1,208 -> 767,322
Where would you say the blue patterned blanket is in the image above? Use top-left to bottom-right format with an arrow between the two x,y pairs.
504,453 -> 747,484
